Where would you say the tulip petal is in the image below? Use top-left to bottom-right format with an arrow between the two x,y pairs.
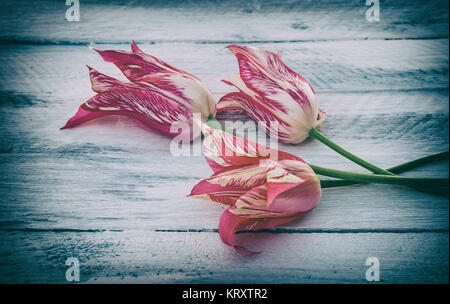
188,163 -> 273,205
61,88 -> 191,137
222,45 -> 327,144
227,44 -> 316,112
130,41 -> 197,79
220,205 -> 306,255
266,161 -> 322,213
60,106 -> 109,130
230,162 -> 321,216
217,92 -> 302,143
87,66 -> 140,93
202,124 -> 303,172
95,43 -> 197,84
217,92 -> 282,124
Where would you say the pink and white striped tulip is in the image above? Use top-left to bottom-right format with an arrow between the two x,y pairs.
61,42 -> 216,139
189,125 -> 322,255
217,45 -> 325,144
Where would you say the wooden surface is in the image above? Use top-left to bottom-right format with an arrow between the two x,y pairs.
0,0 -> 448,283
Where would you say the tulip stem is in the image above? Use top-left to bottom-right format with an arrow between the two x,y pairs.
309,164 -> 449,188
207,114 -> 237,136
309,127 -> 394,176
207,115 -> 449,191
321,151 -> 449,188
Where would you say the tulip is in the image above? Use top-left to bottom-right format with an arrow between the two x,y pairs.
189,124 -> 322,255
217,44 -> 325,144
61,41 -> 216,140
217,44 -> 396,176
190,121 -> 448,254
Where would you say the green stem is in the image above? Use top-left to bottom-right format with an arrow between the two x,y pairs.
309,164 -> 448,188
321,151 -> 449,188
309,127 -> 394,175
206,116 -> 449,190
207,114 -> 237,136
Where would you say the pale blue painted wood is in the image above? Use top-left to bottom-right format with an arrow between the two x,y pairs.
0,0 -> 448,284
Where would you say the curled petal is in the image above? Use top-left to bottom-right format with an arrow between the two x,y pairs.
219,206 -> 306,255
266,161 -> 322,214
231,162 -> 322,216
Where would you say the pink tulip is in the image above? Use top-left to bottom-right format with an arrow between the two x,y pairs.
189,125 -> 322,255
61,42 -> 216,139
217,44 -> 325,144
217,45 -> 404,176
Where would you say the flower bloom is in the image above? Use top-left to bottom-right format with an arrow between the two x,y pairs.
217,45 -> 325,144
189,125 -> 322,255
61,41 -> 216,139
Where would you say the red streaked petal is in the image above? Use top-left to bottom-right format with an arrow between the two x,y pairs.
188,163 -> 273,205
217,92 -> 300,143
217,92 -> 281,124
87,66 -> 139,93
94,44 -> 197,83
202,124 -> 303,172
227,45 -> 316,111
95,48 -> 167,82
60,106 -> 109,130
130,41 -> 198,79
61,88 -> 192,137
216,92 -> 246,114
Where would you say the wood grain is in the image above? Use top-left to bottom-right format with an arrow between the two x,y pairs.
1,40 -> 448,96
0,0 -> 448,44
0,0 -> 448,284
0,231 -> 447,283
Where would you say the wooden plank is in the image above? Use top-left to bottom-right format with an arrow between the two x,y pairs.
0,149 -> 447,232
0,40 -> 448,96
0,89 -> 448,154
0,0 -> 448,44
0,231 -> 447,283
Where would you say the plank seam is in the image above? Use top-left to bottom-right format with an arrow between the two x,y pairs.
0,36 -> 448,46
2,228 -> 447,233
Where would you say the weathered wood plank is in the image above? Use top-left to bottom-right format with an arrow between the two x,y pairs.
0,89 -> 448,154
0,231 -> 447,283
0,40 -> 448,97
0,0 -> 448,44
0,150 -> 447,232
